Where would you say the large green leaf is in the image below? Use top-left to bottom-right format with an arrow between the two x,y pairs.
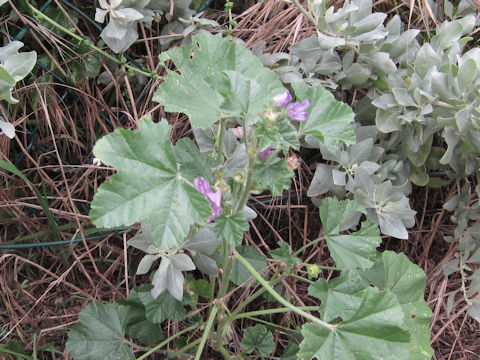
66,302 -> 134,360
298,287 -> 410,360
292,82 -> 356,152
320,198 -> 381,269
308,270 -> 368,322
358,251 -> 433,359
89,117 -> 212,249
153,34 -> 284,129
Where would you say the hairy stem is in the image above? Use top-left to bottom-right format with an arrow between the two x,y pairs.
194,305 -> 219,360
235,253 -> 335,331
230,269 -> 285,315
171,338 -> 202,359
136,323 -> 200,359
233,306 -> 320,320
216,119 -> 226,165
292,236 -> 326,257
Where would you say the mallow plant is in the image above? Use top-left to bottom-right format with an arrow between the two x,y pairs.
66,34 -> 433,359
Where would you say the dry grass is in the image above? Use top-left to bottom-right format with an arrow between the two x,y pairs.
0,0 -> 479,358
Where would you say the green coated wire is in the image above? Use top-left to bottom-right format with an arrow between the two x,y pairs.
196,0 -> 213,14
0,227 -> 137,250
0,232 -> 121,250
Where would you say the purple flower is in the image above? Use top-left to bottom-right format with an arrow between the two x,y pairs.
287,99 -> 310,121
273,90 -> 292,107
194,177 -> 222,222
258,145 -> 273,160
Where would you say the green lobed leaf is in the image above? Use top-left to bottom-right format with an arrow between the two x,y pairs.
319,198 -> 365,235
241,324 -> 275,357
326,219 -> 382,269
186,276 -> 211,302
308,270 -> 368,322
319,198 -> 381,269
254,157 -> 293,196
89,117 -> 212,249
358,251 -> 433,358
269,241 -> 301,270
127,319 -> 164,346
214,212 -> 250,246
118,285 -> 165,346
174,137 -> 216,183
153,34 -> 284,129
254,117 -> 300,154
66,302 -> 134,360
137,286 -> 187,323
292,82 -> 356,152
298,287 -> 411,360
281,343 -> 300,359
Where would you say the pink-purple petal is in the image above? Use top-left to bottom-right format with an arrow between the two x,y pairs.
194,177 -> 222,222
287,99 -> 310,121
258,145 -> 273,159
273,90 -> 292,107
194,177 -> 211,195
206,190 -> 222,222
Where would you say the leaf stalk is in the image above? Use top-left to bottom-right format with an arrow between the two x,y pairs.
234,253 -> 335,331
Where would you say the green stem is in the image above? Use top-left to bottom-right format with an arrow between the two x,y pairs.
231,270 -> 285,316
194,305 -> 219,360
289,273 -> 314,284
124,340 -> 150,352
216,119 -> 226,165
232,306 -> 320,320
235,254 -> 335,331
217,345 -> 233,359
136,323 -> 199,360
170,338 -> 202,359
214,140 -> 256,349
241,316 -> 300,333
214,242 -> 234,347
234,153 -> 255,213
292,236 -> 326,257
218,244 -> 235,299
459,253 -> 473,306
28,3 -> 160,80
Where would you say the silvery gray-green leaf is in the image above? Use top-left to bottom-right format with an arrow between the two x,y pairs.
0,118 -> 14,139
151,253 -> 195,301
137,254 -> 161,275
